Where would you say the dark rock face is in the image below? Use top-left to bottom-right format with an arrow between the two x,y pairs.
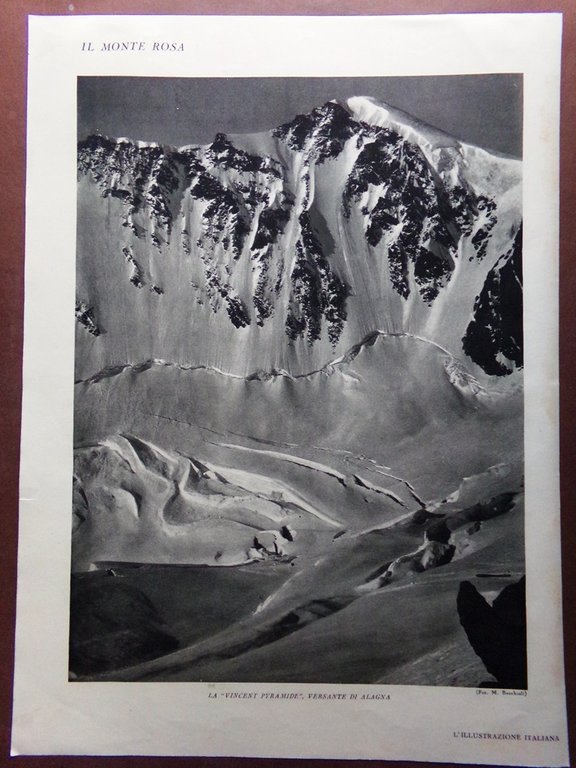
471,195 -> 498,260
463,227 -> 523,375
69,578 -> 179,676
286,212 -> 349,345
78,134 -> 188,237
342,131 -> 492,304
273,101 -> 358,162
206,132 -> 282,177
274,91 -> 488,314
457,577 -> 527,689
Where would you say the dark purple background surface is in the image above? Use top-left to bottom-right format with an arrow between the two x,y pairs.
0,2 -> 573,766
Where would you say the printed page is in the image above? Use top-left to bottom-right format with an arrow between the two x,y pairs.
13,13 -> 568,765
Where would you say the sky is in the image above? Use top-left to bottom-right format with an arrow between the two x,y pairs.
78,75 -> 523,157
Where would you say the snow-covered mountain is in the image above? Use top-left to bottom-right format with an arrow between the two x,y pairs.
72,96 -> 525,683
76,96 -> 522,380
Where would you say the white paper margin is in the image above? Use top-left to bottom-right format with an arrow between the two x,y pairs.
12,13 -> 568,765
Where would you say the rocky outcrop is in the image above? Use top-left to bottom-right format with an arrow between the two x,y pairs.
69,578 -> 179,676
463,226 -> 523,375
75,300 -> 101,336
457,577 -> 527,688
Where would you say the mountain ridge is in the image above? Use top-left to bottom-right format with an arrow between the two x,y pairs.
74,330 -> 500,393
82,96 -> 522,160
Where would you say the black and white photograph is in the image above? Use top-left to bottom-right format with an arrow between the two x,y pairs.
71,74 -> 526,687
11,12 -> 569,763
